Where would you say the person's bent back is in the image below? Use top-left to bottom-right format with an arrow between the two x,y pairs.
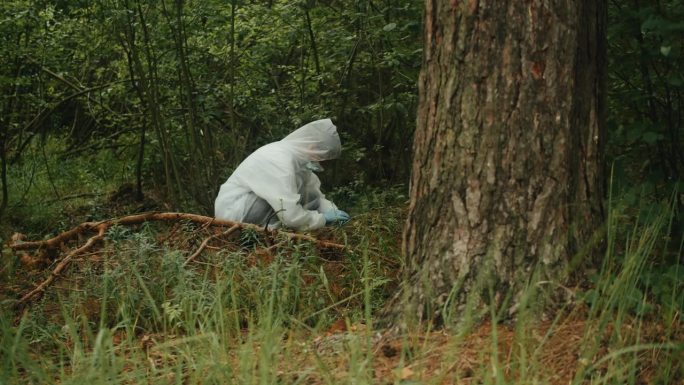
214,118 -> 349,231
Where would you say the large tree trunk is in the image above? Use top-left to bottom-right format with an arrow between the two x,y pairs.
399,1 -> 606,324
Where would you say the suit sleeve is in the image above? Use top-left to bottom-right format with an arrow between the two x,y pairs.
301,172 -> 337,213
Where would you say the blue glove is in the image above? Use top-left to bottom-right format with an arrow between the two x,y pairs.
323,209 -> 350,225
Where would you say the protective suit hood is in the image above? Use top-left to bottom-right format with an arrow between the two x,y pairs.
281,119 -> 341,162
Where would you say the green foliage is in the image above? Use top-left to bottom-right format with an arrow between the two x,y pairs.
0,1 -> 682,383
1,0 -> 422,220
606,0 -> 684,308
581,192 -> 680,316
642,263 -> 684,316
3,138 -> 133,235
608,0 -> 684,186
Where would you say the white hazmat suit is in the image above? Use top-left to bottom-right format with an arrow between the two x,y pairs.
214,119 -> 345,230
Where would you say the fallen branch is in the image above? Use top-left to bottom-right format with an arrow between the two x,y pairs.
11,221 -> 100,251
16,224 -> 107,305
10,212 -> 346,307
184,224 -> 240,266
10,212 -> 346,252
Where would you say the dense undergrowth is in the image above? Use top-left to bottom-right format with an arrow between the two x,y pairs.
1,156 -> 682,384
1,0 -> 683,382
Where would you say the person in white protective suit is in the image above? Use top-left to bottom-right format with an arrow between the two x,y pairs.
214,118 -> 350,230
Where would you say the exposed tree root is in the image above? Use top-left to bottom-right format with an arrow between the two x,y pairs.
9,211 -> 346,306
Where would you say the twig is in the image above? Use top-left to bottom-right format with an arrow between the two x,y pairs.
263,240 -> 287,253
16,224 -> 107,306
244,240 -> 289,264
264,209 -> 285,231
11,221 -> 100,251
184,224 -> 240,266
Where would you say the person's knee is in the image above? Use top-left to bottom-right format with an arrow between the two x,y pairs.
301,197 -> 320,211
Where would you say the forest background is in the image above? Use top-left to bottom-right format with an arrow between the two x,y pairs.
1,1 -> 683,384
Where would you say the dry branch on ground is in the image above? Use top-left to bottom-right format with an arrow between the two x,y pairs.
8,211 -> 346,306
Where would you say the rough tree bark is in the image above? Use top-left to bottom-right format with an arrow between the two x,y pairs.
398,1 -> 606,324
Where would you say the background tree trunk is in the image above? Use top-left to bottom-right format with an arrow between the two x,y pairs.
399,0 -> 606,324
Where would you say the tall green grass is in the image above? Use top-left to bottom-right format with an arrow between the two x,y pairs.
1,189 -> 682,384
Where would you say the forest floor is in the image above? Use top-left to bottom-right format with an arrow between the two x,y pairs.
1,189 -> 682,384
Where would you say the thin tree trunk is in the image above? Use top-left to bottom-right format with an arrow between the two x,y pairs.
392,1 -> 606,326
119,1 -> 148,201
134,0 -> 181,202
135,117 -> 147,201
229,0 -> 237,134
0,42 -> 26,220
161,0 -> 215,207
0,136 -> 8,219
299,42 -> 306,110
304,6 -> 322,92
40,141 -> 60,200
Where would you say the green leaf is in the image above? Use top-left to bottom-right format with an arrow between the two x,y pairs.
636,301 -> 654,316
642,131 -> 664,144
626,126 -> 644,143
641,15 -> 667,34
660,46 -> 672,56
383,22 -> 396,32
667,75 -> 684,87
